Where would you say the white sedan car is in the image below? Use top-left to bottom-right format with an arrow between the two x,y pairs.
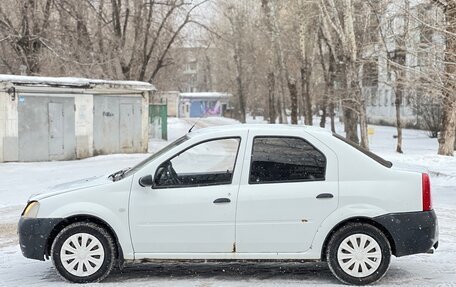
18,124 -> 438,285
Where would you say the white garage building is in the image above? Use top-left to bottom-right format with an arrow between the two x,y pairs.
0,75 -> 155,162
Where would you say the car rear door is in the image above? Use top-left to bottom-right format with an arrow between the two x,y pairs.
235,129 -> 339,253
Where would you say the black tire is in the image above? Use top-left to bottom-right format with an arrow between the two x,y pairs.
51,222 -> 116,283
326,223 -> 391,285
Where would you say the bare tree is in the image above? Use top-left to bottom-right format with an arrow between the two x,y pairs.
370,0 -> 409,153
320,0 -> 363,145
206,1 -> 264,123
261,0 -> 291,124
228,5 -> 248,123
100,0 -> 209,81
298,0 -> 317,126
0,0 -> 53,75
0,0 -> 210,82
317,16 -> 338,132
435,0 -> 456,156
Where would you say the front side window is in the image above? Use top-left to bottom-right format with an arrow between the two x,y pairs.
121,135 -> 189,180
155,138 -> 240,188
249,137 -> 326,184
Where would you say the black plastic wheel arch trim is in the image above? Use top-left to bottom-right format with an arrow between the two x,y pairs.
373,210 -> 438,257
18,217 -> 64,261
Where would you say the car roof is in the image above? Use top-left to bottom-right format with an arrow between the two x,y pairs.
188,124 -> 333,137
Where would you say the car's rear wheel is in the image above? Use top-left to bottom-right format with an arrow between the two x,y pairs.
51,222 -> 115,283
326,223 -> 391,285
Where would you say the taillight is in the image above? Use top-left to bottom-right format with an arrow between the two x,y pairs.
422,173 -> 432,211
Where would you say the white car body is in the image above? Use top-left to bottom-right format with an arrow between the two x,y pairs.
19,124 -> 438,284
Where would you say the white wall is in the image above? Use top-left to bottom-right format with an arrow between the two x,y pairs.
0,90 -> 19,162
141,92 -> 150,152
0,91 -> 6,162
0,87 -> 151,162
75,94 -> 94,159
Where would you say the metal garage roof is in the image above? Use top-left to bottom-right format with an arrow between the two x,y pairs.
0,74 -> 156,91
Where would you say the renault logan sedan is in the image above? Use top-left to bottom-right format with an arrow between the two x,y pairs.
18,124 -> 438,285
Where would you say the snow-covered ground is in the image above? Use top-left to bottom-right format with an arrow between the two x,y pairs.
0,116 -> 455,286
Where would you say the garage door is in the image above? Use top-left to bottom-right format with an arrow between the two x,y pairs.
18,96 -> 75,161
93,96 -> 142,155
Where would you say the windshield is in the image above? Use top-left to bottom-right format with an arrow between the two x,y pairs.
333,133 -> 393,168
121,135 -> 189,179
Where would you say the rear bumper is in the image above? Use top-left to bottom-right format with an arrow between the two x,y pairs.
374,210 -> 438,257
18,217 -> 63,261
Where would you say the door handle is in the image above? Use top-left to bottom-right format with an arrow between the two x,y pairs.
213,198 -> 231,204
316,193 -> 334,199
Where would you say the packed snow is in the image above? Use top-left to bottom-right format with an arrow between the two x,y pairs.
0,74 -> 156,90
0,116 -> 455,286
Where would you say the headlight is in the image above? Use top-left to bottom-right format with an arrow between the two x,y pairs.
22,201 -> 40,218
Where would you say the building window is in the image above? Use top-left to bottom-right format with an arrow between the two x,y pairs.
184,62 -> 197,72
384,90 -> 389,106
417,51 -> 429,67
362,61 -> 378,87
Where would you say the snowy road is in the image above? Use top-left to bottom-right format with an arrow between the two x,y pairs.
1,117 -> 455,286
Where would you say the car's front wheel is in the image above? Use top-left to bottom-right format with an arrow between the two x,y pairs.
51,222 -> 116,283
326,223 -> 391,285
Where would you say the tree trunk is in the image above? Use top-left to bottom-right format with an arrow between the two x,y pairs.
359,96 -> 369,149
236,73 -> 246,123
329,102 -> 336,132
298,87 -> 304,123
395,87 -> 404,153
343,106 -> 359,143
327,49 -> 337,132
288,77 -> 298,124
276,98 -> 282,124
357,65 -> 369,149
454,127 -> 456,150
342,61 -> 360,144
304,83 -> 313,126
438,1 -> 456,156
301,67 -> 313,125
278,79 -> 285,124
268,72 -> 276,123
320,104 -> 327,128
439,93 -> 456,156
317,37 -> 329,128
261,0 -> 289,124
234,52 -> 246,123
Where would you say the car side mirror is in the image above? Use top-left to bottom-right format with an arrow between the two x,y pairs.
138,175 -> 154,187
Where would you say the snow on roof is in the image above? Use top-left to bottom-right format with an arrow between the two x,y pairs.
180,92 -> 231,99
0,74 -> 156,91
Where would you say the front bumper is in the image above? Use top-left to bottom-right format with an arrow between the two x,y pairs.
373,210 -> 438,257
18,217 -> 63,261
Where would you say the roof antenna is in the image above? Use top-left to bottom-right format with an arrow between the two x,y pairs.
188,118 -> 202,133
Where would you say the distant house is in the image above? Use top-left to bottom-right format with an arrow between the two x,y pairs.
0,75 -> 155,162
361,0 -> 444,126
178,92 -> 231,118
153,91 -> 232,118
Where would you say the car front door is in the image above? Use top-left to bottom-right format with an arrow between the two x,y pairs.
129,132 -> 247,255
236,130 -> 339,253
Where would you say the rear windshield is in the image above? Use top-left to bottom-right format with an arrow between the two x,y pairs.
333,133 -> 392,168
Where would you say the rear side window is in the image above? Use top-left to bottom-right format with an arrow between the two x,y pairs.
333,133 -> 392,168
249,137 -> 326,184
